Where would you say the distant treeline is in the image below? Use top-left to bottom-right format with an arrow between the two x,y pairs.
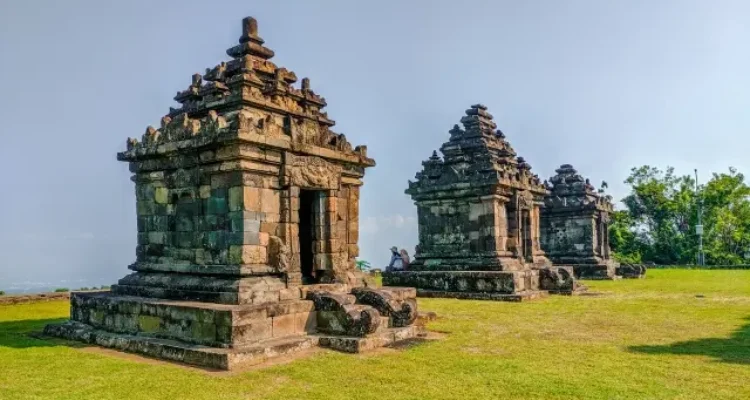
610,165 -> 750,265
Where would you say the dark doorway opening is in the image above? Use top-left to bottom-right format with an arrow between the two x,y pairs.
299,190 -> 317,284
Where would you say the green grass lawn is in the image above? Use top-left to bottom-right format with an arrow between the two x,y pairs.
2,270 -> 750,399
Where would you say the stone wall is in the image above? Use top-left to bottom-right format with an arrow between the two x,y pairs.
540,212 -> 595,262
69,292 -> 316,348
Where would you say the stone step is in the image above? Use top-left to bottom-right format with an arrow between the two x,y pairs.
44,320 -> 319,370
316,325 -> 426,353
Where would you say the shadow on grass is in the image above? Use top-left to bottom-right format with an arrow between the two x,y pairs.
0,318 -> 72,349
629,317 -> 750,365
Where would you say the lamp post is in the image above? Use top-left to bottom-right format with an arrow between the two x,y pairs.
695,169 -> 704,266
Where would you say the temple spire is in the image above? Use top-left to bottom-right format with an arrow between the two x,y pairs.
227,16 -> 275,59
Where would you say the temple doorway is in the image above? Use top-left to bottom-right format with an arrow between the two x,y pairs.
299,190 -> 319,284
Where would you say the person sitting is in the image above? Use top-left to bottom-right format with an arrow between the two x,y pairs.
399,249 -> 410,269
386,246 -> 404,272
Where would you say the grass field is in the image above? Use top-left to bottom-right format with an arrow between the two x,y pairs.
2,270 -> 750,399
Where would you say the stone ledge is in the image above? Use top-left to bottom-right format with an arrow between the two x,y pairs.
43,320 -> 318,370
316,325 -> 426,353
43,322 -> 426,370
416,290 -> 548,302
382,270 -> 539,294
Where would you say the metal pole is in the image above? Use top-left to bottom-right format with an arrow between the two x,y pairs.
695,169 -> 704,266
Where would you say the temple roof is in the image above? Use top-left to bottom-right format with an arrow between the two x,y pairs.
407,104 -> 546,196
543,164 -> 613,212
120,16 -> 373,167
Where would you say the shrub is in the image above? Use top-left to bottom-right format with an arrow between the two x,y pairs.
100,285 -> 111,290
54,288 -> 69,293
0,290 -> 5,296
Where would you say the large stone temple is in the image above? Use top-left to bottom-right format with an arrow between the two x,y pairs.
382,105 -> 583,300
44,17 -> 423,370
540,164 -> 619,279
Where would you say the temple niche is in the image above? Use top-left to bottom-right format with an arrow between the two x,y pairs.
44,16 -> 423,370
541,164 -> 646,279
382,105 -> 584,300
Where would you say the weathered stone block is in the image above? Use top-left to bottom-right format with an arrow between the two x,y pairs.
242,187 -> 262,212
271,314 -> 297,338
228,245 -> 267,264
228,186 -> 243,211
139,315 -> 162,333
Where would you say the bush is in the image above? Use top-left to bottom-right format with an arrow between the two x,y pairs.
0,290 -> 5,296
54,288 -> 69,293
100,285 -> 111,290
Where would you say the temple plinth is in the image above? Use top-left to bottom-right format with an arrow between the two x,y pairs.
382,105 -> 584,300
44,16 -> 424,370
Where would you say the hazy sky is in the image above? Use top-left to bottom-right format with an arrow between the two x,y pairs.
1,0 -> 749,286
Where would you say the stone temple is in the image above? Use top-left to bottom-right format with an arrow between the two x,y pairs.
44,17 -> 423,370
540,164 -> 647,279
540,164 -> 619,279
382,105 -> 583,300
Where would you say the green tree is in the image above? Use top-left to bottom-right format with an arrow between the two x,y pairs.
700,168 -> 750,264
620,166 -> 696,264
609,210 -> 642,263
613,165 -> 750,265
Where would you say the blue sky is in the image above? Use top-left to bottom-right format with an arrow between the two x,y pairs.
1,0 -> 749,287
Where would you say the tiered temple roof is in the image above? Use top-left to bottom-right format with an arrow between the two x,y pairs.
119,17 -> 373,168
407,104 -> 546,198
543,164 -> 613,212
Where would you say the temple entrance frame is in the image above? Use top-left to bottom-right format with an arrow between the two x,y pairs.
282,185 -> 339,286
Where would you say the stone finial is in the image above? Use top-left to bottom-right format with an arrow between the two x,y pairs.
431,150 -> 439,159
191,73 -> 202,87
555,164 -> 577,175
601,181 -> 609,189
517,156 -> 531,171
240,17 -> 261,43
302,77 -> 310,91
471,104 -> 488,110
495,129 -> 505,138
227,16 -> 275,59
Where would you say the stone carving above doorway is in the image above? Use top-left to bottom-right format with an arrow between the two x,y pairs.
283,154 -> 342,190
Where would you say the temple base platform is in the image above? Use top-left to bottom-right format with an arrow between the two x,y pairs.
43,286 -> 425,370
382,267 -> 585,300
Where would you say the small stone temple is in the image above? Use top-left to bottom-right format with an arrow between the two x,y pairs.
45,16 -> 422,370
540,164 -> 646,279
382,105 -> 583,300
540,164 -> 619,279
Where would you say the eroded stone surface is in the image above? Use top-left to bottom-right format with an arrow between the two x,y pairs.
44,16 -> 424,369
383,104 -> 582,299
540,165 -> 624,280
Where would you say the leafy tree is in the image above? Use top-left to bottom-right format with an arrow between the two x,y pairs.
700,168 -> 750,264
612,165 -> 750,265
608,210 -> 642,263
